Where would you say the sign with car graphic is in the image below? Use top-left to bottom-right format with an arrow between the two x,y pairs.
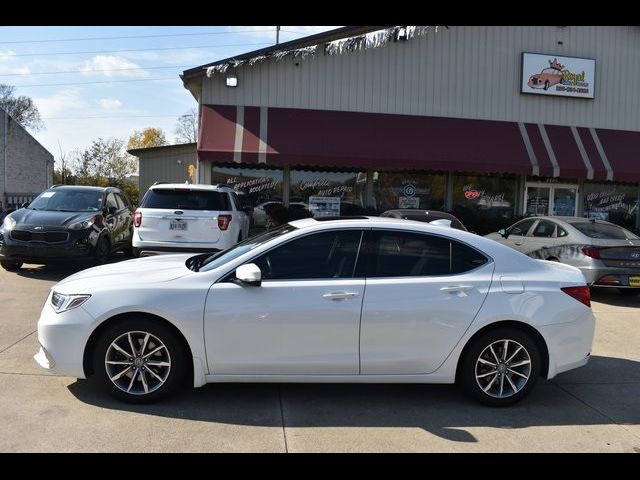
521,53 -> 595,99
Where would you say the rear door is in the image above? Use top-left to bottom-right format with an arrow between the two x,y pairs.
358,229 -> 494,374
138,188 -> 231,245
521,219 -> 558,256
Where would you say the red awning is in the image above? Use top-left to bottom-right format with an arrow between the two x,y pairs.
198,104 -> 640,182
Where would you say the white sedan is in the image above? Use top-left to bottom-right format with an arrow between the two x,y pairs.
34,217 -> 595,406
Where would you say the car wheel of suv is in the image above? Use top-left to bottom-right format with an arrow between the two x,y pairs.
1,260 -> 23,271
132,247 -> 142,258
93,318 -> 188,403
95,236 -> 111,264
459,327 -> 540,407
618,288 -> 640,296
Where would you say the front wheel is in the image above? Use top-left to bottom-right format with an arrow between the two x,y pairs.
92,318 -> 188,403
1,260 -> 23,271
95,236 -> 111,264
459,327 -> 540,407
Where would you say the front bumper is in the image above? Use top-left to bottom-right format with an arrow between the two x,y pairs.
34,296 -> 95,378
0,227 -> 99,263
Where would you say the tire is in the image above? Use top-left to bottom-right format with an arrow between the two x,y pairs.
95,236 -> 111,264
458,327 -> 540,407
132,247 -> 142,258
618,288 -> 640,296
1,260 -> 23,271
92,317 -> 188,404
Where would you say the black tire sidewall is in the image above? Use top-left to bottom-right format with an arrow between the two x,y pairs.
1,260 -> 22,271
460,327 -> 541,407
92,318 -> 188,403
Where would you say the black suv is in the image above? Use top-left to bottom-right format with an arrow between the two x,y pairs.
0,185 -> 134,271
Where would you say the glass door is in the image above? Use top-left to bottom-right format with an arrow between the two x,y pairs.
525,183 -> 579,216
525,186 -> 551,215
552,187 -> 577,216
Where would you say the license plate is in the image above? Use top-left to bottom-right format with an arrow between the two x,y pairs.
170,221 -> 187,231
630,276 -> 640,287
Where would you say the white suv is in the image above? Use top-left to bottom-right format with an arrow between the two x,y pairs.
132,183 -> 250,257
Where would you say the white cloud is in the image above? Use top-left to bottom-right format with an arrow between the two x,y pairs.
3,65 -> 31,75
0,49 -> 16,61
98,98 -> 122,110
32,89 -> 87,118
80,55 -> 149,77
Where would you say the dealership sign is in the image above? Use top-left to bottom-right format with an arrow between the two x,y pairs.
521,53 -> 595,99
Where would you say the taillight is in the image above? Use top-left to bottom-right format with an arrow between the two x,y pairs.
218,214 -> 232,231
134,210 -> 142,227
561,286 -> 591,307
582,246 -> 600,259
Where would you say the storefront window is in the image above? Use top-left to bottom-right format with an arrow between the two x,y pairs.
583,183 -> 639,232
289,170 -> 367,217
452,174 -> 517,234
212,166 -> 283,205
372,172 -> 446,213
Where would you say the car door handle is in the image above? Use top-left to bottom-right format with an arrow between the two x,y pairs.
323,292 -> 360,300
514,242 -> 524,246
440,285 -> 474,294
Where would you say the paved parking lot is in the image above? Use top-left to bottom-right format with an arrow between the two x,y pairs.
1,259 -> 639,452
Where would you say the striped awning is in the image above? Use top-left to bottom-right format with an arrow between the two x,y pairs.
198,104 -> 639,182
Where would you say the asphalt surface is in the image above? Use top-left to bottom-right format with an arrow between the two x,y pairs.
1,257 -> 639,452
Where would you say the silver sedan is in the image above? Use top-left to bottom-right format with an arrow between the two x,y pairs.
486,216 -> 640,295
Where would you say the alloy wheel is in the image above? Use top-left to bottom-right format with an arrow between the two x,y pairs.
475,339 -> 531,399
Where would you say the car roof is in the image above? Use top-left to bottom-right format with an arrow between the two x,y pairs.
149,183 -> 234,191
518,216 -> 621,227
49,185 -> 112,192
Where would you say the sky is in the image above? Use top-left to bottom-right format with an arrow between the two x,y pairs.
0,26 -> 339,160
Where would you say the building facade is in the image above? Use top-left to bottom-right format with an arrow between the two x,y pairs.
178,26 -> 640,234
129,143 -> 197,198
1,107 -> 53,210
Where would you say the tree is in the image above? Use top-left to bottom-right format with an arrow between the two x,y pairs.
127,127 -> 168,150
174,108 -> 198,144
0,84 -> 44,132
73,137 -> 136,184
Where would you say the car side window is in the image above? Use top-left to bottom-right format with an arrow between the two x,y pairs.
113,193 -> 126,210
252,230 -> 363,280
557,227 -> 568,237
105,193 -> 118,211
358,230 -> 486,278
508,219 -> 536,236
532,220 -> 556,238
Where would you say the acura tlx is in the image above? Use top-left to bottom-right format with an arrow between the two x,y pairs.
34,217 -> 595,407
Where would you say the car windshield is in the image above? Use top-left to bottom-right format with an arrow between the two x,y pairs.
570,222 -> 640,240
28,190 -> 103,212
191,224 -> 298,272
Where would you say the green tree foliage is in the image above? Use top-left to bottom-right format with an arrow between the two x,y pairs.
0,84 -> 44,132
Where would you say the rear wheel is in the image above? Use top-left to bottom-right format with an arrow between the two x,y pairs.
618,288 -> 640,296
132,247 -> 142,258
1,260 -> 23,271
459,327 -> 540,407
92,318 -> 188,403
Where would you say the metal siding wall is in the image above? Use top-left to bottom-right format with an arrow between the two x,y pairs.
138,146 -> 198,198
201,26 -> 640,131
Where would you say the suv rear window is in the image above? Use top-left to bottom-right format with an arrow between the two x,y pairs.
141,189 -> 231,211
570,222 -> 639,240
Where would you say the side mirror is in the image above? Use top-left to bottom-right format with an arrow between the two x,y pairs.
20,202 -> 29,209
498,228 -> 508,238
107,206 -> 117,215
235,263 -> 262,286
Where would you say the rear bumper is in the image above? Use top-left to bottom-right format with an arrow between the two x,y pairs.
137,246 -> 221,256
579,265 -> 640,287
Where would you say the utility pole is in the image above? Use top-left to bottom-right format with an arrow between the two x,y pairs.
276,26 -> 280,45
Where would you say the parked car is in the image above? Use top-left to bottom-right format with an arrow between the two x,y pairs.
380,209 -> 468,231
486,216 -> 640,295
35,216 -> 594,406
132,183 -> 250,257
0,185 -> 134,271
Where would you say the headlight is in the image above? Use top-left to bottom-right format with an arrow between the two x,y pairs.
2,216 -> 16,231
69,217 -> 96,230
51,292 -> 91,313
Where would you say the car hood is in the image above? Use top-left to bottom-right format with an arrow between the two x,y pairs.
53,254 -> 194,293
9,208 -> 96,228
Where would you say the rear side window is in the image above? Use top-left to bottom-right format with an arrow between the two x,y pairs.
570,222 -> 639,240
358,230 -> 487,277
141,189 -> 231,211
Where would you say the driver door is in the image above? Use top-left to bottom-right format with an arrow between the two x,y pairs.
204,229 -> 364,375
